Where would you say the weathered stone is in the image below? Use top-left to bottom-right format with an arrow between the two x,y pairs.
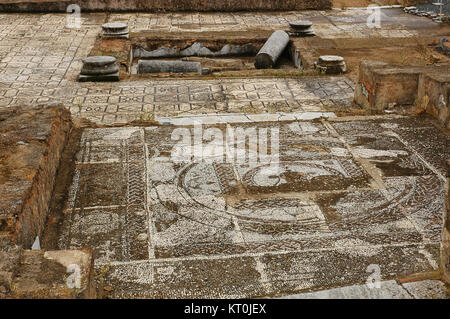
314,55 -> 346,74
102,22 -> 128,32
134,42 -> 259,59
137,60 -> 202,74
102,22 -> 129,39
10,249 -> 95,299
353,60 -> 449,111
82,56 -> 116,67
402,280 -> 448,299
287,20 -> 315,37
281,280 -> 413,299
289,20 -> 312,30
254,30 -> 290,69
0,247 -> 22,291
0,105 -> 72,250
80,63 -> 119,76
417,71 -> 450,129
78,56 -> 119,82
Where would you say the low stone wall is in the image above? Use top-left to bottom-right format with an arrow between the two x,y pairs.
354,60 -> 450,129
0,104 -> 72,250
0,0 -> 332,12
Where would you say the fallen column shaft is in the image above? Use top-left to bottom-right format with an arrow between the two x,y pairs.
137,60 -> 202,74
254,30 -> 290,69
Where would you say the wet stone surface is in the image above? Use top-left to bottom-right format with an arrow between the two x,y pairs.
57,116 -> 447,298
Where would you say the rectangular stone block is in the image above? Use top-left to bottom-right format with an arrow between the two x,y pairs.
418,72 -> 450,130
354,61 -> 424,110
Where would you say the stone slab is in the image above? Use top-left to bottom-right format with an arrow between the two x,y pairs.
280,280 -> 413,299
402,280 -> 448,299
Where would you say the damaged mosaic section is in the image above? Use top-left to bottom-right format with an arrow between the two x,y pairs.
56,116 -> 447,298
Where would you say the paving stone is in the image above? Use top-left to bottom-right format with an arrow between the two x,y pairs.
402,280 -> 448,299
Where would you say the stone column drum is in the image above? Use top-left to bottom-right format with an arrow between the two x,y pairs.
102,22 -> 129,39
78,56 -> 119,82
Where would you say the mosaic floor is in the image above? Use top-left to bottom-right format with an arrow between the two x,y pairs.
0,8 -> 448,298
58,116 -> 448,298
0,8 -> 446,124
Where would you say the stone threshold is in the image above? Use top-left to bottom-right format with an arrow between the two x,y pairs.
156,111 -> 337,126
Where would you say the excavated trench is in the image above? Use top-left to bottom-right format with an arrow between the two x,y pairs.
90,33 -> 302,78
131,37 -> 300,74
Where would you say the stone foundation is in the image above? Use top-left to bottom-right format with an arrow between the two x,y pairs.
0,0 -> 332,13
0,104 -> 72,250
354,60 -> 450,129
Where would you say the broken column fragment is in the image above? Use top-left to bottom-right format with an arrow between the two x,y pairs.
78,56 -> 119,82
254,30 -> 290,69
137,60 -> 205,74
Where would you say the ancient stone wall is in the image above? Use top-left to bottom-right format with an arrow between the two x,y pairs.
354,60 -> 450,129
0,105 -> 72,250
0,0 -> 332,12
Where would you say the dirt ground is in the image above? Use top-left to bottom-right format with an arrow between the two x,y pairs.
303,36 -> 450,82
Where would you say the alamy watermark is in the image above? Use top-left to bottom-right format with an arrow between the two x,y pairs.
367,5 -> 382,29
366,264 -> 381,289
66,4 -> 82,29
66,264 -> 81,289
169,122 -> 280,168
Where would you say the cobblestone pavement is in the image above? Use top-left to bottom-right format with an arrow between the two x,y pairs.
58,115 -> 448,298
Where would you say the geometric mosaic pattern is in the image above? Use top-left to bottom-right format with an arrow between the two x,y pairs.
58,116 -> 448,298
